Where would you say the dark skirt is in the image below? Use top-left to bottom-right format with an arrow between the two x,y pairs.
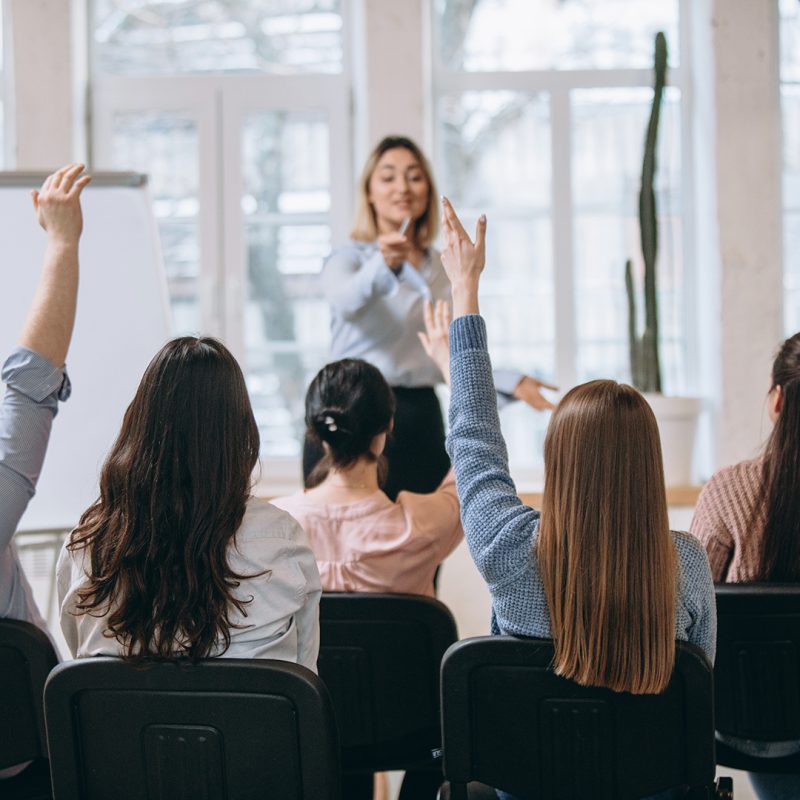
302,386 -> 450,501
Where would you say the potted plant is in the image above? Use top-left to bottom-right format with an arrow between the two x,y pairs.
625,31 -> 702,487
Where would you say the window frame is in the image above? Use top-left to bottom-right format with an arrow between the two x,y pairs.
88,3 -> 353,486
780,0 -> 800,336
428,0 -> 698,398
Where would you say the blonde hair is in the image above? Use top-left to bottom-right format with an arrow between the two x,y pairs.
537,380 -> 677,695
351,136 -> 439,248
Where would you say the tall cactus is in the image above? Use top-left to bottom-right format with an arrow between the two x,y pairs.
626,31 -> 667,393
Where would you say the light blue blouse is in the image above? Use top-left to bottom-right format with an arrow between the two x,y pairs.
0,346 -> 70,629
321,240 -> 521,395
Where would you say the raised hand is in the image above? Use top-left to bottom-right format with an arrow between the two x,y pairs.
31,163 -> 91,243
418,299 -> 453,385
440,196 -> 486,317
20,165 -> 91,367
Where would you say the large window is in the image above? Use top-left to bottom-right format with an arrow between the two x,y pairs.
0,6 -> 5,165
433,0 -> 690,472
90,1 -> 351,468
781,0 -> 800,335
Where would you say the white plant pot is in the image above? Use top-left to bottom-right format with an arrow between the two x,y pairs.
643,394 -> 703,487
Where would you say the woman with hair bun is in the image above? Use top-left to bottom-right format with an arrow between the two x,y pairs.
273,324 -> 462,598
274,345 -> 461,800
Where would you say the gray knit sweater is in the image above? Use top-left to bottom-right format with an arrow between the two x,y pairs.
446,314 -> 716,663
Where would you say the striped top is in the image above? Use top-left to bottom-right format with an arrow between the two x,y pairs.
689,458 -> 766,582
446,314 -> 717,663
0,346 -> 70,629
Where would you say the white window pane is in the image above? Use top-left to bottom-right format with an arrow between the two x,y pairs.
785,214 -> 800,333
242,112 -> 330,214
92,0 -> 343,76
439,90 -> 554,470
109,112 -> 201,333
781,0 -> 800,84
440,91 -> 551,209
782,1 -> 800,334
0,7 -> 4,167
436,0 -> 679,72
243,112 -> 332,458
572,87 -> 685,393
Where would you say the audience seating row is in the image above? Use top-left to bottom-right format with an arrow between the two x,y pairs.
4,585 -> 799,800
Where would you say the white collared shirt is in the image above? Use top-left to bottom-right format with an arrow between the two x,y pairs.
56,498 -> 322,671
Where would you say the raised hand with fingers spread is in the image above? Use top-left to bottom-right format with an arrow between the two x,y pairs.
21,163 -> 92,369
2,163 -> 91,643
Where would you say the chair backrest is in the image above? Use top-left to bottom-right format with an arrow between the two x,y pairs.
715,583 -> 800,741
44,657 -> 340,800
440,637 -> 716,800
317,592 -> 458,770
0,618 -> 58,770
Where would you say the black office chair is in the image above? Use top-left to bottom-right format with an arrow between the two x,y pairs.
317,593 -> 458,778
439,637 -> 733,800
0,619 -> 58,800
714,583 -> 800,774
43,657 -> 341,800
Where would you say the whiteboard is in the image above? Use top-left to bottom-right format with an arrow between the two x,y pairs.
0,173 -> 171,530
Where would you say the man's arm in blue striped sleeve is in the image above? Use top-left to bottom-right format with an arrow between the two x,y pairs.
0,165 -> 90,549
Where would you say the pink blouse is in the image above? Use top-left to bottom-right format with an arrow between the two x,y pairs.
271,471 -> 463,597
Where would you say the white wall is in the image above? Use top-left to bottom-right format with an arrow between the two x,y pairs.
351,0 -> 430,168
708,0 -> 784,466
8,0 -> 75,168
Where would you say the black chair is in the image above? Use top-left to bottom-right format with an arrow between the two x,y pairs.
0,619 -> 58,800
714,583 -> 800,774
43,657 -> 340,800
439,636 -> 733,800
317,593 -> 458,777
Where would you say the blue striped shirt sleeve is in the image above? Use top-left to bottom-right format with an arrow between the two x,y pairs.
0,347 -> 70,549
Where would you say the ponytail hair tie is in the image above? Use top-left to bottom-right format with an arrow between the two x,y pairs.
323,415 -> 338,432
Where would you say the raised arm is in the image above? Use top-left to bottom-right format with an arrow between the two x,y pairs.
441,198 -> 540,586
0,165 -> 90,549
20,164 -> 90,366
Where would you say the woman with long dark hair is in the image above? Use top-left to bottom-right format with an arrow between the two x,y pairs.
312,135 -> 555,500
441,197 -> 715,800
691,332 -> 800,800
57,337 -> 321,667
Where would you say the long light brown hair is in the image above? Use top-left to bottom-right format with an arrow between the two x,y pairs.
69,337 -> 261,661
537,380 -> 676,694
351,135 -> 439,247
